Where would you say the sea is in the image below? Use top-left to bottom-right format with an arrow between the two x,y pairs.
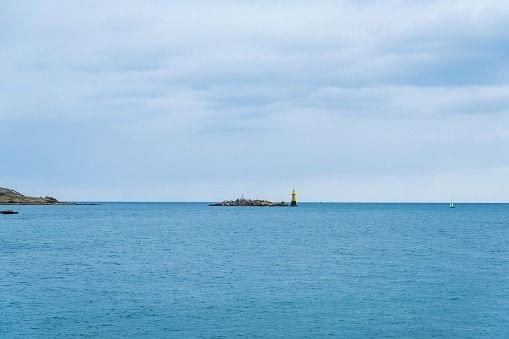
1,203 -> 508,338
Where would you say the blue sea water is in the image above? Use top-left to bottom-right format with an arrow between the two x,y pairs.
1,203 -> 508,338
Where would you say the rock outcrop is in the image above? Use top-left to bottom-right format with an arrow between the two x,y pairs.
210,198 -> 288,207
0,187 -> 61,204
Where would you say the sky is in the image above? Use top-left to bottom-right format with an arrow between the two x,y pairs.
1,0 -> 509,202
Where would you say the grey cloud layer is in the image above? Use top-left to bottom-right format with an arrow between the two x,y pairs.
3,0 -> 509,119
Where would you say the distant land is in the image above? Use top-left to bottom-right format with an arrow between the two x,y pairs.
211,191 -> 297,207
0,187 -> 62,205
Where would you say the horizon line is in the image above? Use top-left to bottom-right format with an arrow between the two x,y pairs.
59,200 -> 509,204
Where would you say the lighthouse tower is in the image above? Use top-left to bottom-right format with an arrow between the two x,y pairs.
291,189 -> 297,207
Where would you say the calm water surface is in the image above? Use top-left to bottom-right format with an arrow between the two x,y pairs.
1,203 -> 508,338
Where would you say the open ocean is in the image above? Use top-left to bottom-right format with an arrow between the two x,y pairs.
1,203 -> 508,338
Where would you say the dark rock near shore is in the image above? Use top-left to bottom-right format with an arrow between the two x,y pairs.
210,198 -> 288,207
0,187 -> 65,205
1,210 -> 18,214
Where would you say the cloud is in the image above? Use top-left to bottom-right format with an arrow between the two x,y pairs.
1,0 -> 509,200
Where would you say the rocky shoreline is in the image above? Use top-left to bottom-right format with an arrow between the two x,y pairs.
0,187 -> 67,205
210,198 -> 289,207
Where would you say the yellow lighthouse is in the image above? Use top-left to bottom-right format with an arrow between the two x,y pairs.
291,189 -> 297,207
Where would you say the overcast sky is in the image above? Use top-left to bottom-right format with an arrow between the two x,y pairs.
2,0 -> 509,202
